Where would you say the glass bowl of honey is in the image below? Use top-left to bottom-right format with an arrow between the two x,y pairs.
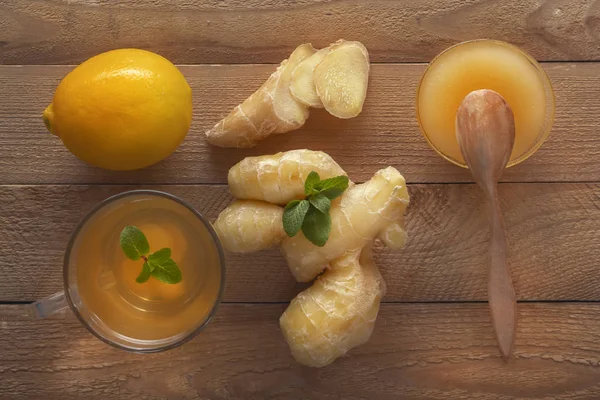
416,39 -> 555,168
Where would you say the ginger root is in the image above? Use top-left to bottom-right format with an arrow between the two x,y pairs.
227,149 -> 347,205
214,150 -> 410,367
280,247 -> 385,367
213,200 -> 285,253
206,40 -> 370,148
205,44 -> 314,148
282,166 -> 409,282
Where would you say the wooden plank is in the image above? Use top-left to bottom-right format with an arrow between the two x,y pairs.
1,303 -> 600,399
0,63 -> 599,184
1,183 -> 597,302
2,0 -> 600,64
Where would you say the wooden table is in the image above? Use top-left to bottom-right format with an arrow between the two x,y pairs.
1,1 -> 600,399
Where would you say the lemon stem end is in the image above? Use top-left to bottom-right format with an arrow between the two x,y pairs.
43,104 -> 58,136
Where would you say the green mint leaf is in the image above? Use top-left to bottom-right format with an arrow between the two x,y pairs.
304,171 -> 321,196
283,199 -> 310,237
320,187 -> 346,200
148,248 -> 171,264
309,193 -> 331,214
120,226 -> 150,260
136,262 -> 151,283
301,206 -> 331,247
314,175 -> 349,200
149,258 -> 182,284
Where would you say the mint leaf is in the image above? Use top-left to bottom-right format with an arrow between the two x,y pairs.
120,226 -> 181,285
309,193 -> 331,214
148,248 -> 171,264
136,262 -> 151,283
120,226 -> 150,260
283,199 -> 310,237
149,258 -> 182,284
283,173 -> 348,247
301,206 -> 331,247
304,171 -> 321,196
314,175 -> 349,200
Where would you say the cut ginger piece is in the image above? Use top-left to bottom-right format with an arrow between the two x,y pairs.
205,44 -> 314,148
290,47 -> 330,108
279,247 -> 385,368
314,40 -> 370,119
272,44 -> 315,132
205,40 -> 371,148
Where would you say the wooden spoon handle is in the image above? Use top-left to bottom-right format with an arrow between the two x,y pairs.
487,189 -> 517,360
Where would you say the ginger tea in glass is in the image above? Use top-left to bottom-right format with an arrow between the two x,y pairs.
67,190 -> 224,351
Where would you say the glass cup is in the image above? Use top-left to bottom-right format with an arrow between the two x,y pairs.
416,39 -> 556,168
1,190 -> 226,353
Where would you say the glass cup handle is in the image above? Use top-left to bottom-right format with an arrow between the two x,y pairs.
0,291 -> 69,321
30,291 -> 70,318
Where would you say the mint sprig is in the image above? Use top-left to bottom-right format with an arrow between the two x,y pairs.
119,226 -> 182,284
283,171 -> 349,247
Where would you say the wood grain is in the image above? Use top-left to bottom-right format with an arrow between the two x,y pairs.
2,0 -> 599,396
0,63 -> 599,184
1,183 -> 597,302
1,303 -> 600,399
3,0 -> 600,64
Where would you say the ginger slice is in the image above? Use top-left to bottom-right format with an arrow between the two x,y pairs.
314,40 -> 370,119
290,47 -> 330,108
272,44 -> 315,132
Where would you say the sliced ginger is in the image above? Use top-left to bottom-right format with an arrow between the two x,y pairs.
314,40 -> 370,119
206,40 -> 370,148
272,44 -> 315,132
213,150 -> 409,367
290,47 -> 330,108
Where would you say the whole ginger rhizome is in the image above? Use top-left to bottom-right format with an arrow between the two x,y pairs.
214,150 -> 410,367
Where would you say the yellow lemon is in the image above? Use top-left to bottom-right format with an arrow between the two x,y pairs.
43,49 -> 192,170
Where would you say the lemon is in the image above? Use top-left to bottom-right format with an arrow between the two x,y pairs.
43,49 -> 192,170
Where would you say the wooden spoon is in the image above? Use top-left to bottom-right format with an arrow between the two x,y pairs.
455,89 -> 517,360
